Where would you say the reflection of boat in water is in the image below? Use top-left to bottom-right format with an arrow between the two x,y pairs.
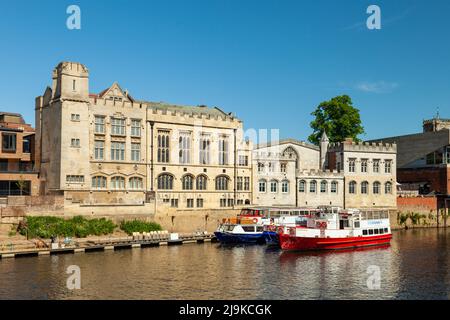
279,208 -> 392,251
279,243 -> 391,263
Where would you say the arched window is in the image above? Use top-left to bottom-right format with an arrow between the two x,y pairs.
281,180 -> 289,193
385,182 -> 392,194
331,181 -> 338,193
215,175 -> 229,191
92,176 -> 107,189
361,181 -> 369,194
349,181 -> 357,194
182,175 -> 194,190
111,176 -> 125,190
309,180 -> 317,193
129,177 -> 143,190
298,180 -> 306,193
196,175 -> 207,190
320,180 -> 328,193
158,173 -> 174,190
282,147 -> 299,169
270,180 -> 278,193
373,181 -> 381,194
259,179 -> 267,193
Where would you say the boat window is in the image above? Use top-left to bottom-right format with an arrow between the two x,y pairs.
384,228 -> 388,233
225,225 -> 235,232
256,226 -> 264,232
363,230 -> 368,235
367,212 -> 373,220
379,228 -> 384,234
374,229 -> 379,235
242,226 -> 255,232
354,221 -> 360,228
373,212 -> 380,219
361,212 -> 367,220
369,229 -> 374,235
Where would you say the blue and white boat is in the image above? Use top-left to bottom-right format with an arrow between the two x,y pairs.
214,208 -> 270,244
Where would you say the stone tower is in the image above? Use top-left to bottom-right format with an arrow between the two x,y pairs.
51,62 -> 89,102
36,62 -> 91,194
320,131 -> 329,170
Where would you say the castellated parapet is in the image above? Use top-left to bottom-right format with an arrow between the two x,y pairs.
328,141 -> 397,153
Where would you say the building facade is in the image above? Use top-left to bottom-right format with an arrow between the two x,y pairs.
253,134 -> 397,209
35,62 -> 252,218
0,112 -> 39,196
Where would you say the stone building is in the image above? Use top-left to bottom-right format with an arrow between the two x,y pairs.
34,62 -> 252,225
0,112 -> 39,196
253,133 -> 397,209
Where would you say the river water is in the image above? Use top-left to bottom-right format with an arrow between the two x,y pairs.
0,228 -> 449,300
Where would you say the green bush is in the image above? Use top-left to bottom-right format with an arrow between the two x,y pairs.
18,216 -> 116,239
120,220 -> 162,235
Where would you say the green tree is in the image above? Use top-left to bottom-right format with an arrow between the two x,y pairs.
308,95 -> 365,145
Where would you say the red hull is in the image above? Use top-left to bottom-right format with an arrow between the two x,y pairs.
279,233 -> 392,251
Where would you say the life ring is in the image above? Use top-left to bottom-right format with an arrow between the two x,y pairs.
252,218 -> 258,224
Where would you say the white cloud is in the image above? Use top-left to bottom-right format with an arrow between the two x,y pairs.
355,81 -> 399,93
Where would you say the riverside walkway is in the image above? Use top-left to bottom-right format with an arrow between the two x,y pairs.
0,232 -> 217,259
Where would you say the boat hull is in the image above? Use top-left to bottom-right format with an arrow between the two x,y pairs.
279,233 -> 392,251
262,231 -> 279,246
214,231 -> 265,244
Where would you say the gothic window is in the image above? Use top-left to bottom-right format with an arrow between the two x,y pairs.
385,160 -> 392,173
298,180 -> 306,193
182,175 -> 194,190
385,182 -> 392,194
196,175 -> 207,190
281,180 -> 289,193
244,177 -> 250,191
218,136 -> 229,165
216,176 -> 229,191
91,176 -> 107,189
259,179 -> 267,193
128,177 -> 143,190
237,177 -> 243,191
257,162 -> 265,173
320,180 -> 328,193
349,158 -> 356,173
361,159 -> 368,173
111,176 -> 125,190
373,181 -> 381,194
199,134 -> 211,165
179,132 -> 191,164
270,180 -> 278,193
373,159 -> 380,173
309,180 -> 317,193
331,181 -> 338,193
361,181 -> 369,194
157,130 -> 170,163
282,146 -> 299,169
349,181 -> 357,194
158,174 -> 174,190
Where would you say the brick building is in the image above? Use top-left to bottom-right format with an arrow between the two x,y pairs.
0,112 -> 39,196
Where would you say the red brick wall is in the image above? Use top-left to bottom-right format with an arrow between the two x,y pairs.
397,196 -> 438,212
397,167 -> 449,195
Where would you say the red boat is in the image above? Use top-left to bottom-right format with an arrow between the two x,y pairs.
278,208 -> 392,251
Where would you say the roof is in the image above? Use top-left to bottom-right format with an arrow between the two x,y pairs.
255,138 -> 319,151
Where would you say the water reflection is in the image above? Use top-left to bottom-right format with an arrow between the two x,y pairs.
0,229 -> 449,300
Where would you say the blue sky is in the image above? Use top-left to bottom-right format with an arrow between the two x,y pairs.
0,0 -> 449,141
